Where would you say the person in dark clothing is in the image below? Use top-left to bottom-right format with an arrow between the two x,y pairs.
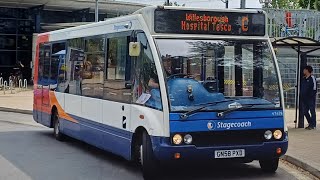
301,65 -> 317,130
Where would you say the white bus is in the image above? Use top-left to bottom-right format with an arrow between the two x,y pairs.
34,6 -> 288,179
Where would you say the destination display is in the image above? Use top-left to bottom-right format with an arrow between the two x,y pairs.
154,9 -> 266,36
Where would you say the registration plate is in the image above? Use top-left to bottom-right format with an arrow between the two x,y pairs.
214,149 -> 245,159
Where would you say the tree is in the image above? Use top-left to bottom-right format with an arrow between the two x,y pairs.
270,0 -> 300,9
315,0 -> 320,10
299,0 -> 320,10
163,1 -> 185,6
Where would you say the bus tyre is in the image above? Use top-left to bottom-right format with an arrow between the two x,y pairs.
259,158 -> 279,173
53,111 -> 64,141
141,131 -> 159,180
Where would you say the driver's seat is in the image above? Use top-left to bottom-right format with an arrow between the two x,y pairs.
203,78 -> 218,93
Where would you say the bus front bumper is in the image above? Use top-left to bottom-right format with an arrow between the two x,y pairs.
151,137 -> 288,162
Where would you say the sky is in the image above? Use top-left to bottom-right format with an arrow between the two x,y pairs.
118,0 -> 262,9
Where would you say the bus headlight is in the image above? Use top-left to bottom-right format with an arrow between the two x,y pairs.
273,130 -> 283,140
172,134 -> 183,145
184,134 -> 193,144
264,130 -> 272,140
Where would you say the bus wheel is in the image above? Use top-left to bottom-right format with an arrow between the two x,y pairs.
140,131 -> 159,180
53,111 -> 64,141
259,158 -> 279,173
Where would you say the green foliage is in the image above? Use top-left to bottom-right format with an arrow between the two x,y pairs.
270,0 -> 300,9
315,0 -> 320,10
163,1 -> 185,6
299,0 -> 320,10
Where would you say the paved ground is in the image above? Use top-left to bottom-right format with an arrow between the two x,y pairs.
286,128 -> 320,173
285,109 -> 320,129
0,111 -> 317,180
0,90 -> 32,111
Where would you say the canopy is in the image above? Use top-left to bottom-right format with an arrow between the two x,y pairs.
271,37 -> 320,53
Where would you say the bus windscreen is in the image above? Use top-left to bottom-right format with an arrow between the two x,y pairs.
154,9 -> 266,36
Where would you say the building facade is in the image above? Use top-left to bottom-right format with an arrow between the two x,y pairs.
0,0 -> 144,82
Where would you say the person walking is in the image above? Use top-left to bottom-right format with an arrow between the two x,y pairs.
301,65 -> 317,130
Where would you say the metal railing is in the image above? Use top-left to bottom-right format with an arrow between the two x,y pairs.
0,78 -> 28,95
264,8 -> 320,41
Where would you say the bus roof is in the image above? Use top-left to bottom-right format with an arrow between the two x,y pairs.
39,6 -> 267,42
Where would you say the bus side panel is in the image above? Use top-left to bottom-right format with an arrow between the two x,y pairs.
33,34 -> 49,125
61,120 -> 81,140
80,97 -> 104,150
130,105 -> 165,137
62,94 -> 82,138
60,94 -> 132,160
66,114 -> 133,160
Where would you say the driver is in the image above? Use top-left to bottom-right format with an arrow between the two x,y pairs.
147,56 -> 171,89
148,71 -> 160,89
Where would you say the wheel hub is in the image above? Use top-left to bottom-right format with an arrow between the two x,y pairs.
139,145 -> 143,165
55,121 -> 59,135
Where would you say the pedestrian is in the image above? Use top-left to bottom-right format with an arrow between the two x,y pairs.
301,65 -> 317,130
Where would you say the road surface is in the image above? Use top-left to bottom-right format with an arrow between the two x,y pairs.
0,111 -> 316,180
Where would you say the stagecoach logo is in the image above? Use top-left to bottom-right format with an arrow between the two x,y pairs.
208,120 -> 252,130
114,21 -> 132,31
207,121 -> 216,130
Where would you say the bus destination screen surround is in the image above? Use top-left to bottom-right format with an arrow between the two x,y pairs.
154,9 -> 266,36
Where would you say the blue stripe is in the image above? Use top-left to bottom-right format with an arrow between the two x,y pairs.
170,118 -> 284,133
170,110 -> 283,121
33,110 -> 133,160
33,110 -> 51,128
63,114 -> 133,160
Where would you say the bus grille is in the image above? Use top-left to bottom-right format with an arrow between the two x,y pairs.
190,129 -> 282,147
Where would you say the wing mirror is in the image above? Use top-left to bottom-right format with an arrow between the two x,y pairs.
129,42 -> 141,57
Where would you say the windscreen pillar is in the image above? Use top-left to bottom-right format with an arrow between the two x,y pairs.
216,47 -> 225,93
235,44 -> 243,96
298,52 -> 308,128
253,44 -> 263,98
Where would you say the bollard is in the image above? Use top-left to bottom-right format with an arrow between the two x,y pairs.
9,80 -> 13,94
23,79 -> 27,90
0,77 -> 3,88
3,81 -> 7,95
18,79 -> 22,92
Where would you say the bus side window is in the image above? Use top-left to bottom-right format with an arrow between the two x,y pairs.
82,36 -> 105,99
133,33 -> 162,111
66,38 -> 85,95
104,35 -> 131,103
43,45 -> 51,85
51,42 -> 66,90
38,43 -> 45,84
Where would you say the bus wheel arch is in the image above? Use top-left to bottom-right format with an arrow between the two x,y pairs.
131,126 -> 147,163
51,105 -> 64,141
131,126 -> 159,179
50,106 -> 58,128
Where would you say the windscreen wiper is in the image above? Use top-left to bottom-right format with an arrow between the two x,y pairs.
217,103 -> 274,118
179,100 -> 235,120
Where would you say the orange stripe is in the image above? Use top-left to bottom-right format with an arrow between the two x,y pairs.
49,91 -> 78,123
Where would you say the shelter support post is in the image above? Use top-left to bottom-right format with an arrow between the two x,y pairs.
298,52 -> 308,128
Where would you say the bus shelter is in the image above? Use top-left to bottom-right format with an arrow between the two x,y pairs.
271,37 -> 320,128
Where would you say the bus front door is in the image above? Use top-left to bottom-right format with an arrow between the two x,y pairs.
41,45 -> 52,126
